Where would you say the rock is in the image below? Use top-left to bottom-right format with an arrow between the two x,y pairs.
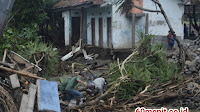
185,71 -> 192,74
168,59 -> 175,63
195,102 -> 199,107
172,56 -> 176,59
194,89 -> 200,94
188,102 -> 195,109
186,43 -> 190,46
185,61 -> 192,65
187,83 -> 195,89
189,67 -> 196,72
186,61 -> 196,68
196,106 -> 200,110
184,69 -> 189,72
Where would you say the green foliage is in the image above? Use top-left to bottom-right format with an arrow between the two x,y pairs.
114,0 -> 133,15
0,27 -> 41,55
107,33 -> 179,99
22,39 -> 58,76
9,0 -> 61,30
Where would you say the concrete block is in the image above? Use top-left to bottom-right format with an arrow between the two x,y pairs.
37,80 -> 60,112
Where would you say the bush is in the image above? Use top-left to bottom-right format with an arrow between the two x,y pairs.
22,39 -> 58,76
107,33 -> 179,99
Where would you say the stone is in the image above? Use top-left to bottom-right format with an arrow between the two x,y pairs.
185,71 -> 192,74
194,89 -> 200,94
186,43 -> 190,46
184,69 -> 189,72
188,101 -> 195,109
189,67 -> 196,72
187,83 -> 195,89
185,61 -> 192,65
168,59 -> 176,63
172,56 -> 176,59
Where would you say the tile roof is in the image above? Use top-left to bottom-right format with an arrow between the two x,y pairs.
54,0 -> 104,9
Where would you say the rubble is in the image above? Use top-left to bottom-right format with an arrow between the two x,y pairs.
0,50 -> 60,112
168,38 -> 200,75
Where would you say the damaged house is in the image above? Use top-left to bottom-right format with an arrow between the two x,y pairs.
53,0 -> 188,49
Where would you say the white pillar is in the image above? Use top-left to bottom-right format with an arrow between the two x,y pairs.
62,11 -> 71,46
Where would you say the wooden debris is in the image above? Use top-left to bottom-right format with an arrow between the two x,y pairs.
82,49 -> 93,60
2,49 -> 7,62
9,74 -> 20,88
0,61 -> 15,68
0,66 -> 45,80
10,51 -> 42,72
61,46 -> 81,61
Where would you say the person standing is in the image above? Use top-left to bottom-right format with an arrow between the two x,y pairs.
184,23 -> 189,38
167,31 -> 174,50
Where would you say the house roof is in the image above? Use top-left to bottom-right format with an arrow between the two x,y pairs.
53,0 -> 104,10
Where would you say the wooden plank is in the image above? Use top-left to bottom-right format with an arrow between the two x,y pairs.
0,61 -> 15,68
0,66 -> 45,80
61,46 -> 81,61
19,94 -> 28,112
27,83 -> 37,112
2,49 -> 7,62
9,74 -> 20,88
37,80 -> 61,112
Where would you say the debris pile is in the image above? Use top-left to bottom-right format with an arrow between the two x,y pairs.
167,38 -> 200,75
0,50 -> 60,112
175,82 -> 200,110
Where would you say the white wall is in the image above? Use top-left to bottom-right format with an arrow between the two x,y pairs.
143,0 -> 184,39
112,5 -> 132,49
87,6 -> 112,47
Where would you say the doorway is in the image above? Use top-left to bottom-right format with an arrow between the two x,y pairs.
72,17 -> 80,45
107,17 -> 112,48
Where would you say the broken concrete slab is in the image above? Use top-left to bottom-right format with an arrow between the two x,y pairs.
37,80 -> 60,112
19,94 -> 29,112
9,74 -> 20,88
27,83 -> 37,112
